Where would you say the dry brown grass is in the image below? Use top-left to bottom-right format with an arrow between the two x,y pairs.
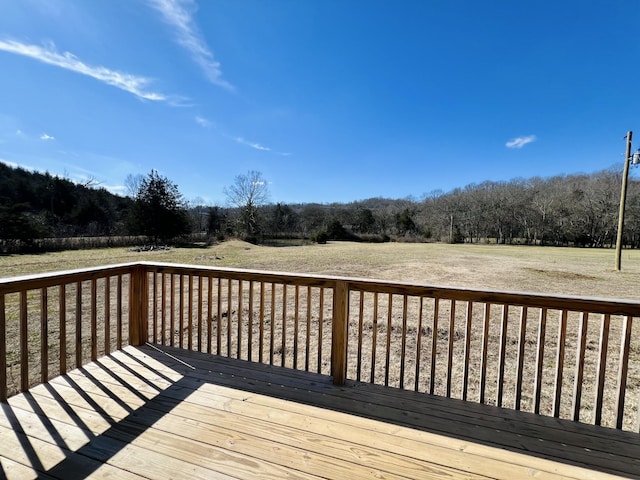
3,240 -> 640,298
2,240 -> 639,430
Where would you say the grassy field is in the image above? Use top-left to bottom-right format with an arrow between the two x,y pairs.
2,239 -> 640,300
2,240 -> 639,430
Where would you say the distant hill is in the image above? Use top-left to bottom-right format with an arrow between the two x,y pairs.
2,161 -> 640,253
0,162 -> 133,240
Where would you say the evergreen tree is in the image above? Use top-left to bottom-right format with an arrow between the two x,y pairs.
128,170 -> 190,243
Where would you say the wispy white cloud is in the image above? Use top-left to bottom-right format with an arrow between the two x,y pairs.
40,133 -> 55,141
0,39 -> 167,101
235,136 -> 270,152
0,157 -> 33,170
167,96 -> 195,107
148,0 -> 233,90
0,158 -> 19,168
195,115 -> 211,127
506,135 -> 537,149
234,136 -> 291,156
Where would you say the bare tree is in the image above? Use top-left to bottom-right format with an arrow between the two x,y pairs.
187,196 -> 209,233
124,174 -> 145,198
224,170 -> 270,238
80,176 -> 101,188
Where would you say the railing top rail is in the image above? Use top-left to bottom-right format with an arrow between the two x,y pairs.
1,260 -> 639,315
138,261 -> 640,315
0,263 -> 136,294
135,262 -> 640,316
137,261 -> 337,288
345,278 -> 640,316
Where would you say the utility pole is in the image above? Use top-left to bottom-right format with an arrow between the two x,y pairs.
615,131 -> 633,270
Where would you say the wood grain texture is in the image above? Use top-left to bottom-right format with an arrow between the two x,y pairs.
2,344 -> 638,480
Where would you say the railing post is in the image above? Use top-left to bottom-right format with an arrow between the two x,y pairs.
331,280 -> 349,385
129,265 -> 149,346
0,294 -> 6,402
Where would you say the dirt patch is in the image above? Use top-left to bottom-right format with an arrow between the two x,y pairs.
523,267 -> 600,281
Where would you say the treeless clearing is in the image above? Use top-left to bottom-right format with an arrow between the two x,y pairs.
2,240 -> 640,299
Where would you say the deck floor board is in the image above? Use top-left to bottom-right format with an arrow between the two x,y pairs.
0,344 -> 638,480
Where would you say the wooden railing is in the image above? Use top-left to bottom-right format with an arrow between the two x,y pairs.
0,264 -> 133,402
1,261 -> 639,432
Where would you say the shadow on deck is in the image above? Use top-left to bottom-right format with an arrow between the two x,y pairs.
1,344 -> 639,479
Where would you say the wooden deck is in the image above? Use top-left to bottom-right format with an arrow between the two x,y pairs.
0,344 -> 638,480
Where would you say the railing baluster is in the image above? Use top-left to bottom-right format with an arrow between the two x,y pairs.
160,273 -> 166,345
0,294 -> 6,401
197,276 -> 203,353
305,286 -> 311,372
594,313 -> 611,426
180,274 -> 193,350
533,307 -> 547,414
615,316 -> 633,429
188,274 -> 193,351
429,298 -> 440,395
572,312 -> 589,421
170,275 -> 176,347
370,292 -> 378,384
357,291 -> 365,382
75,281 -> 82,368
238,280 -> 244,359
384,293 -> 393,387
259,282 -> 265,363
496,304 -> 509,407
41,287 -> 48,383
20,290 -> 28,392
552,310 -> 568,418
217,278 -> 223,355
414,297 -> 425,392
399,295 -> 408,389
105,277 -> 111,355
479,303 -> 490,404
91,279 -> 97,361
227,279 -> 233,357
248,281 -> 254,361
462,301 -> 473,401
117,275 -> 123,350
293,285 -> 299,370
318,287 -> 324,374
152,273 -> 158,344
270,283 -> 276,365
59,284 -> 66,374
281,284 -> 287,367
515,306 -> 528,410
446,299 -> 456,397
207,276 -> 213,354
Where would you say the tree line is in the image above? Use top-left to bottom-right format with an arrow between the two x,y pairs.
1,161 -> 639,253
225,168 -> 640,249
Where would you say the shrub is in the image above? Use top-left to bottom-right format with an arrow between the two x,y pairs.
358,233 -> 391,243
311,230 -> 329,244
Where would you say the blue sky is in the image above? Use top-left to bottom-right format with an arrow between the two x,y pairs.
1,1 -> 639,205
